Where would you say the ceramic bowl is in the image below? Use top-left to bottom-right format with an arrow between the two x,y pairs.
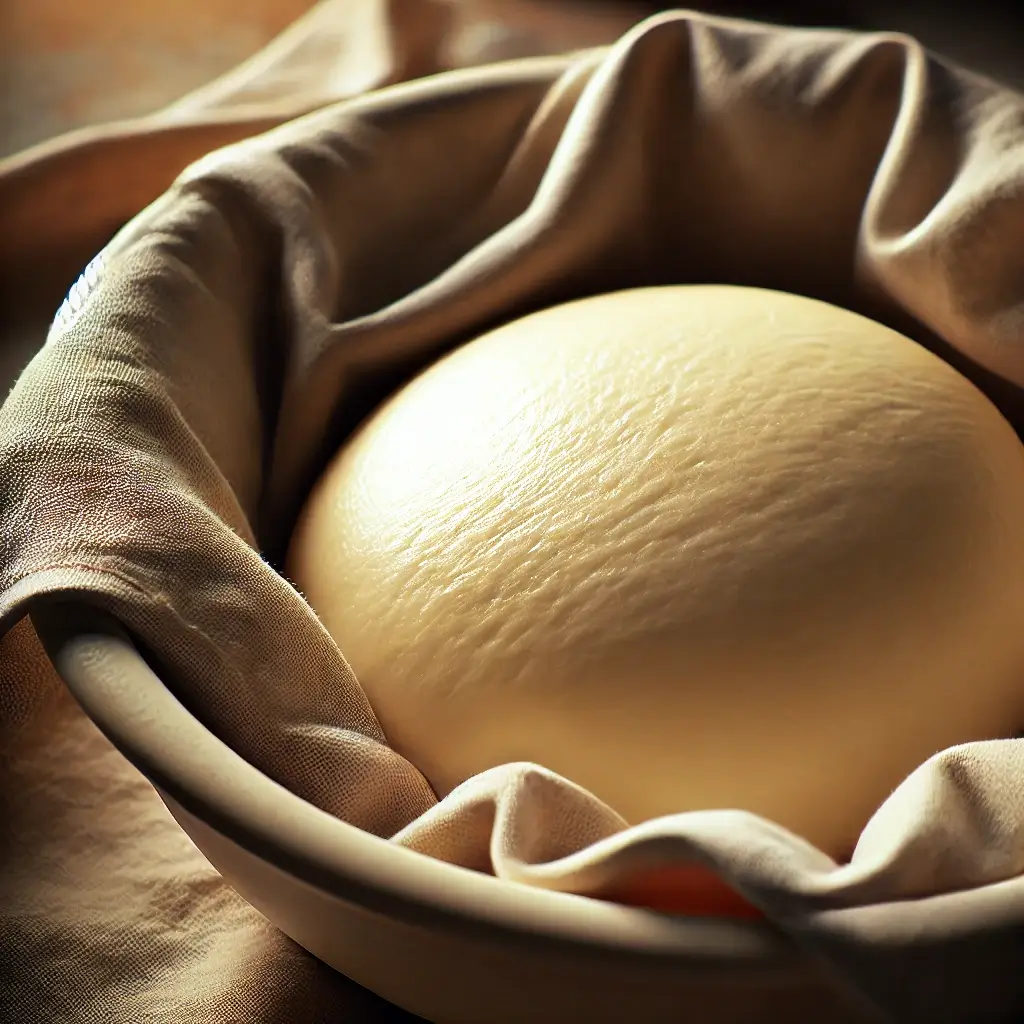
32,600 -> 873,1023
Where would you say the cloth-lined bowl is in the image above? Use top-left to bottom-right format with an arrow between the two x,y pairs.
6,11 -> 1024,1023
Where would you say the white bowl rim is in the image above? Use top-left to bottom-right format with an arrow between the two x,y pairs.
31,598 -> 802,973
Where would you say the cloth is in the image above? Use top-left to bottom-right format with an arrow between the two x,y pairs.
3,3 -> 1024,1022
0,7 -> 647,1023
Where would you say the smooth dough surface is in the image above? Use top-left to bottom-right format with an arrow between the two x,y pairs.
286,285 -> 1024,858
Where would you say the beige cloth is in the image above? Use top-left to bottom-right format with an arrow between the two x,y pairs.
3,4 -> 1024,1022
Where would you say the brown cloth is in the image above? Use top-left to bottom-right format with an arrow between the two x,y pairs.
3,4 -> 1024,1023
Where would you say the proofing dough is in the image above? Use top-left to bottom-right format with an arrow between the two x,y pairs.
286,286 -> 1024,858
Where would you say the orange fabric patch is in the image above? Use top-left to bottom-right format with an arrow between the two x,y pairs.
599,864 -> 765,920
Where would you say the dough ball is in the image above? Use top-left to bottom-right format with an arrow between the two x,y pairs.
286,286 -> 1024,857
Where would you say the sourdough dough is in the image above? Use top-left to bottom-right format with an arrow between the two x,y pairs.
286,286 -> 1024,858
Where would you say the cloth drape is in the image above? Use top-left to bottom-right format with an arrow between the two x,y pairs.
3,5 -> 1024,1022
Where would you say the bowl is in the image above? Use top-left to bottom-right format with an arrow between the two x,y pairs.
31,599 -> 875,1023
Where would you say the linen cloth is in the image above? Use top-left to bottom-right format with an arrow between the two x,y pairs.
3,4 -> 1024,1022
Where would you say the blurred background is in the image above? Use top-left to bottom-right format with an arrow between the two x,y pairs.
3,0 -> 1024,159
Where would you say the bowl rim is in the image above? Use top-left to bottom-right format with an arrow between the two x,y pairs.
31,598 -> 803,973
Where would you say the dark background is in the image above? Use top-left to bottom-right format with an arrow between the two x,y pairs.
608,0 -> 1024,88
